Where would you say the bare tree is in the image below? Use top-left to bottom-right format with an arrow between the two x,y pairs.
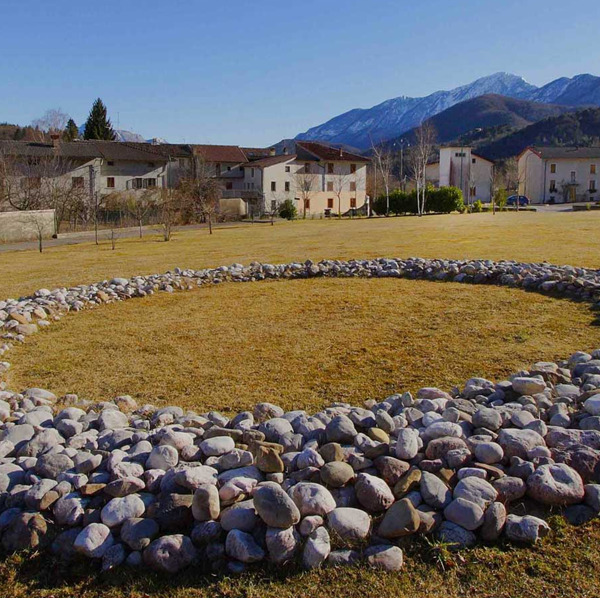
371,140 -> 394,216
178,158 -> 221,234
331,163 -> 352,219
125,189 -> 158,238
18,211 -> 53,253
158,188 -> 179,241
504,157 -> 524,212
412,121 -> 437,216
31,109 -> 71,140
294,163 -> 318,218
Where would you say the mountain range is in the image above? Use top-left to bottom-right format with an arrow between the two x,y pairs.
294,73 -> 600,150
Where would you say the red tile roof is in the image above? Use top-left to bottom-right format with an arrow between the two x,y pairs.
296,141 -> 370,163
240,154 -> 296,169
190,144 -> 247,163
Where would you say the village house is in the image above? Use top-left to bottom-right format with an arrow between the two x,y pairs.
426,146 -> 494,204
236,141 -> 370,217
518,146 -> 600,204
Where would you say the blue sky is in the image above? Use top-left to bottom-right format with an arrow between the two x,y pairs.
2,0 -> 599,145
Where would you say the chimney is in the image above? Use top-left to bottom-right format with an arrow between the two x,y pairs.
50,133 -> 60,147
269,147 -> 276,156
339,147 -> 343,158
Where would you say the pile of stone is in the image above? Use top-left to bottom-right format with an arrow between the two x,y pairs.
0,258 -> 600,574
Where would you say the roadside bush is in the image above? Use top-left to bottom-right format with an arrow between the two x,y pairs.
373,186 -> 464,215
278,199 -> 297,220
472,200 -> 483,213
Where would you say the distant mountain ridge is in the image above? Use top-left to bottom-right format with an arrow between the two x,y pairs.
294,73 -> 600,149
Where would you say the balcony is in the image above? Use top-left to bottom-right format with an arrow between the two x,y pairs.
220,189 -> 263,200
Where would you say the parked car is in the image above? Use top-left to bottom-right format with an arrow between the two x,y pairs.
507,195 -> 530,206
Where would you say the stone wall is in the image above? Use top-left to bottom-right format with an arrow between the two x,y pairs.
0,210 -> 55,244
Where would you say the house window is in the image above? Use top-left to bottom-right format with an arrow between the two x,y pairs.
571,171 -> 576,183
239,166 -> 244,172
215,163 -> 221,175
327,181 -> 334,192
227,166 -> 231,171
107,177 -> 115,188
178,158 -> 186,168
304,163 -> 310,173
327,163 -> 334,174
285,181 -> 290,192
590,180 -> 597,192
107,161 -> 114,166
469,186 -> 476,197
148,162 -> 155,168
226,182 -> 233,190
327,198 -> 334,209
304,198 -> 310,209
133,178 -> 143,189
350,181 -> 357,192
271,200 -> 277,210
472,158 -> 476,164
350,198 -> 356,208
455,152 -> 466,158
350,164 -> 356,173
251,168 -> 255,177
550,163 -> 556,173
72,177 -> 84,189
591,164 -> 597,174
285,166 -> 291,172
143,178 -> 156,188
549,179 -> 557,192
271,181 -> 276,192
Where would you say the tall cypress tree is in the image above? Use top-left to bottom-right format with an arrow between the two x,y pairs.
83,98 -> 116,141
63,118 -> 79,141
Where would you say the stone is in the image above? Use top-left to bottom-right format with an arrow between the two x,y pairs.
265,526 -> 301,563
364,544 -> 403,571
290,482 -> 336,517
584,394 -> 600,416
102,543 -> 127,571
355,473 -> 394,512
121,517 -> 159,551
200,436 -> 235,457
53,493 -> 87,526
395,428 -> 419,460
444,498 -> 484,530
327,507 -> 371,541
505,514 -> 550,543
526,464 -> 585,505
493,476 -> 527,504
146,445 -> 179,471
473,442 -> 504,464
226,529 -> 265,563
105,477 -> 145,497
101,495 -> 145,528
253,484 -> 301,528
584,483 -> 600,512
192,484 -> 220,521
1,512 -> 51,552
320,461 -> 355,488
73,523 -> 114,558
480,502 -> 507,541
437,521 -> 477,548
453,476 -> 498,509
327,549 -> 362,566
255,446 -> 284,473
512,377 -> 546,395
472,407 -> 502,431
420,472 -> 452,509
497,429 -> 546,460
143,534 -> 197,573
303,526 -> 330,569
220,499 -> 257,532
325,415 -> 357,444
393,467 -> 422,498
378,498 -> 420,538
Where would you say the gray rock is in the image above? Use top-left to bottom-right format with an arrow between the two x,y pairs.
73,523 -> 114,558
143,534 -> 197,573
527,464 -> 584,505
327,507 -> 371,541
253,484 -> 300,528
146,445 -> 179,470
192,484 -> 220,521
121,517 -> 159,550
444,498 -> 484,530
364,544 -> 403,571
303,526 -> 330,569
505,514 -> 550,543
226,529 -> 265,563
220,499 -> 257,532
453,476 -> 498,509
355,473 -> 394,512
101,495 -> 146,528
480,502 -> 507,541
437,520 -> 477,548
265,526 -> 301,563
290,482 -> 336,517
420,472 -> 452,509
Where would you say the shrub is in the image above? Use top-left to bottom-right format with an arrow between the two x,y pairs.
427,186 -> 465,213
278,199 -> 297,220
494,189 -> 508,210
472,200 -> 483,213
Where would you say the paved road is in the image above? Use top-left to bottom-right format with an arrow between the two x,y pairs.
0,220 -> 272,253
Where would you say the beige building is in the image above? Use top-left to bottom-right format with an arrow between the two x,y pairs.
426,146 -> 494,203
237,141 -> 369,217
518,146 -> 600,204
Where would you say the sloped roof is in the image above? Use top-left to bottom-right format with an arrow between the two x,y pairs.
241,147 -> 274,160
190,144 -> 247,163
240,154 -> 296,169
527,146 -> 600,160
296,141 -> 370,163
0,140 -> 169,162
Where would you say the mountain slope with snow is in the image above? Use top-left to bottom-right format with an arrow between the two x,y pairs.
294,72 -> 600,150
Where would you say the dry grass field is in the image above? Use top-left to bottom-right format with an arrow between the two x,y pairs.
2,212 -> 600,597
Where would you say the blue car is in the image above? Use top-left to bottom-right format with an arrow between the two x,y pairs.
507,195 -> 530,206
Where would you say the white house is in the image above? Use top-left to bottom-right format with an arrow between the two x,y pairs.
426,146 -> 494,203
518,146 -> 600,204
236,141 -> 370,217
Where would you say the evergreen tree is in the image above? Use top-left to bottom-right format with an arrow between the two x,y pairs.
63,118 -> 79,141
83,98 -> 116,141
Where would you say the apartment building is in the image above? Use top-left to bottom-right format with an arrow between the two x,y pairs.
518,146 -> 600,204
